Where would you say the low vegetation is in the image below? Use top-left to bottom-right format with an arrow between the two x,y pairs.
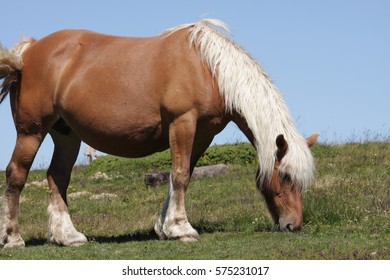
0,141 -> 389,259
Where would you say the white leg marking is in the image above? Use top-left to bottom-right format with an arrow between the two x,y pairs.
0,196 -> 25,248
47,203 -> 87,246
155,174 -> 199,241
0,196 -> 7,246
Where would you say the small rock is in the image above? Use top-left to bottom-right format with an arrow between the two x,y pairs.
29,179 -> 48,187
89,193 -> 118,200
92,172 -> 111,180
68,191 -> 92,199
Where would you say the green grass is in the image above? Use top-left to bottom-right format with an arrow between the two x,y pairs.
0,142 -> 389,259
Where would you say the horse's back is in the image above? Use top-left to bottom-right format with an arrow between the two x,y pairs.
22,28 -> 208,105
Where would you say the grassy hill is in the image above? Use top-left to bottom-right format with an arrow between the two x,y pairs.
0,141 -> 389,259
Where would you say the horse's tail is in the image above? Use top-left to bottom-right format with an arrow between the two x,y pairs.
0,37 -> 35,103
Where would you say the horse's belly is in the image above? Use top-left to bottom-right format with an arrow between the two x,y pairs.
94,137 -> 169,158
65,116 -> 169,158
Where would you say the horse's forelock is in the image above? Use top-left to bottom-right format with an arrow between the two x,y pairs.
279,135 -> 315,192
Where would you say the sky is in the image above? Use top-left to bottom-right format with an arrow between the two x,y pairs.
0,0 -> 389,170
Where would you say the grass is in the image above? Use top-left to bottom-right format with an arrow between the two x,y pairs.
0,142 -> 389,259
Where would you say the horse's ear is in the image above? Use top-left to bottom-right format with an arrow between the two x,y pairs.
306,133 -> 320,148
276,134 -> 288,161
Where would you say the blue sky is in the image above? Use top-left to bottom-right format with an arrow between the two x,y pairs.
0,0 -> 389,170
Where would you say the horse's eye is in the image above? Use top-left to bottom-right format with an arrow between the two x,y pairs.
281,173 -> 291,182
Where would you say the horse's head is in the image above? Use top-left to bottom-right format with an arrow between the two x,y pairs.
257,133 -> 318,231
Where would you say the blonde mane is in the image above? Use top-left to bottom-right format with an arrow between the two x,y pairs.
165,19 -> 315,190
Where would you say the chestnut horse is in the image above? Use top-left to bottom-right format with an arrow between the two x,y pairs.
0,19 -> 318,248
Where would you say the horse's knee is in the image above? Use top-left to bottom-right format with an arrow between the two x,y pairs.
171,169 -> 190,189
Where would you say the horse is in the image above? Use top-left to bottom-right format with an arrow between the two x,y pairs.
0,19 -> 318,248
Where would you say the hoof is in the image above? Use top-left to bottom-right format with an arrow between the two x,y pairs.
163,222 -> 199,241
48,231 -> 88,247
68,240 -> 87,247
3,236 -> 25,249
180,236 -> 198,242
65,233 -> 88,247
154,214 -> 199,241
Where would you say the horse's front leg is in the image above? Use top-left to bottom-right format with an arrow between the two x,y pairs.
155,113 -> 199,242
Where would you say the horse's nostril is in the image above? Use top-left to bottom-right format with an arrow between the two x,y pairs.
286,223 -> 294,231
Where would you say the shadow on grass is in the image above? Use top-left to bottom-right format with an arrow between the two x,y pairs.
25,237 -> 48,246
88,223 -> 228,244
89,229 -> 159,244
194,220 -> 276,234
24,221 -> 275,247
194,222 -> 226,234
24,229 -> 159,247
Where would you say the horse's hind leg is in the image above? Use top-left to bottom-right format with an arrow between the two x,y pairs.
46,127 -> 87,246
0,134 -> 43,249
